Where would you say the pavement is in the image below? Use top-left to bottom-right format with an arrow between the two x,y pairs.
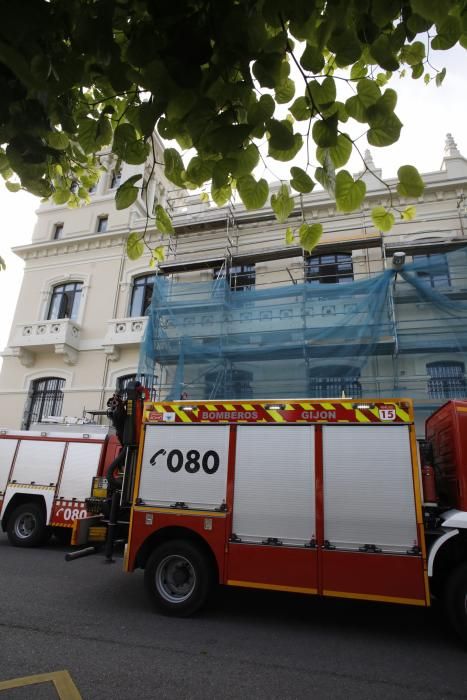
1,533 -> 467,699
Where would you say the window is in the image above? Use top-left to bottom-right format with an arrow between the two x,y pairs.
117,373 -> 157,401
308,366 -> 362,398
130,274 -> 156,316
53,223 -> 64,240
205,369 -> 253,399
110,170 -> 122,189
23,377 -> 65,429
96,215 -> 108,233
427,361 -> 466,399
413,253 -> 451,288
47,282 -> 83,320
213,264 -> 256,291
305,253 -> 353,284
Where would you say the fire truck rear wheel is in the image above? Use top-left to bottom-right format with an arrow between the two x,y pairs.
144,540 -> 213,616
444,563 -> 467,644
6,503 -> 49,548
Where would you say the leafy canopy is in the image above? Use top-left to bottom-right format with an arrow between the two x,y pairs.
0,0 -> 465,255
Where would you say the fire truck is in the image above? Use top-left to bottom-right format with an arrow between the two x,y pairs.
68,383 -> 467,642
0,425 -> 120,546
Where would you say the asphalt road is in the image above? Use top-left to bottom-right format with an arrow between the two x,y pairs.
1,534 -> 467,700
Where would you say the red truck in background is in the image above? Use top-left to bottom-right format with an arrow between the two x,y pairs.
67,385 -> 467,644
0,426 -> 120,546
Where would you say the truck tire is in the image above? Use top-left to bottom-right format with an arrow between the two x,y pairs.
444,563 -> 467,644
6,503 -> 49,548
144,540 -> 213,616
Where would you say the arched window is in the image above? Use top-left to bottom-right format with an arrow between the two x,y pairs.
117,373 -> 158,401
23,377 -> 65,429
427,361 -> 466,399
47,282 -> 83,320
308,366 -> 362,398
129,274 -> 156,317
305,253 -> 353,284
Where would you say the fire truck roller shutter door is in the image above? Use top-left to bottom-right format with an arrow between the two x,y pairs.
0,439 -> 18,498
58,442 -> 104,501
138,425 -> 230,510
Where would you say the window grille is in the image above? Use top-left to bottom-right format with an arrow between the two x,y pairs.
213,264 -> 256,291
23,377 -> 65,429
427,361 -> 466,399
117,373 -> 158,401
47,282 -> 83,320
305,253 -> 353,284
308,366 -> 362,398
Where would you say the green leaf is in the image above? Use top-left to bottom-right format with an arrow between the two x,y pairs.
150,246 -> 165,267
367,111 -> 403,147
432,16 -> 462,50
396,165 -> 425,197
424,73 -> 431,85
400,41 -> 426,66
270,184 -> 295,223
309,77 -> 336,108
371,206 -> 395,232
77,118 -> 99,154
113,124 -> 149,165
300,44 -> 325,73
370,35 -> 399,71
52,188 -> 71,205
350,61 -> 368,80
298,223 -> 323,252
164,148 -> 186,188
401,205 -> 417,221
208,125 -> 251,154
46,132 -> 69,151
211,183 -> 232,207
247,94 -> 275,126
237,175 -> 269,210
5,181 -> 21,192
411,62 -> 424,79
155,205 -> 174,234
186,157 -> 213,187
127,232 -> 144,260
315,159 -> 336,197
290,167 -> 315,194
312,115 -> 338,148
268,120 -> 296,150
269,133 -> 303,162
328,29 -> 362,67
335,170 -> 366,212
231,145 -> 260,178
316,134 -> 352,168
411,0 -> 450,24
290,97 -> 311,121
0,255 -> 5,271
115,175 -> 142,210
275,78 -> 295,104
285,227 -> 295,245
435,68 -> 446,86
345,78 -> 381,122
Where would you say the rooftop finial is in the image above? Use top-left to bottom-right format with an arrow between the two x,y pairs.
444,133 -> 461,158
364,149 -> 376,170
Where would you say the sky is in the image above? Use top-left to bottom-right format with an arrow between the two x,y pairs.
0,45 -> 467,361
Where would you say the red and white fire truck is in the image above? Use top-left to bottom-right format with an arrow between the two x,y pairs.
69,385 -> 467,642
0,425 -> 120,546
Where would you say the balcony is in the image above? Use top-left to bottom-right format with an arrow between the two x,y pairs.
103,317 -> 147,360
9,319 -> 81,366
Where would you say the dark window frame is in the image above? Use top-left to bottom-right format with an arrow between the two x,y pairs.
96,215 -> 108,233
53,223 -> 64,240
47,281 -> 83,320
413,252 -> 451,289
213,263 -> 256,291
308,366 -> 362,398
305,252 -> 354,285
129,274 -> 156,317
110,170 -> 122,190
117,373 -> 158,401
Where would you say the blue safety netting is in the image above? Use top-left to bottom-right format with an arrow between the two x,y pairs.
138,246 -> 467,401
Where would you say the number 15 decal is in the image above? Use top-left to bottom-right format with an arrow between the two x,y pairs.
149,448 -> 220,475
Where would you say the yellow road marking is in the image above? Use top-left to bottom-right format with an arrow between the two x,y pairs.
0,670 -> 82,698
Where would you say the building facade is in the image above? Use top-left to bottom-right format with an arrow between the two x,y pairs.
0,135 -> 466,435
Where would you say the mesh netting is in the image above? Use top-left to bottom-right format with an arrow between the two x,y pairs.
139,246 -> 467,402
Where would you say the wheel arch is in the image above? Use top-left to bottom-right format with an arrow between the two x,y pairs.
429,529 -> 467,592
1,493 -> 47,531
134,526 -> 220,582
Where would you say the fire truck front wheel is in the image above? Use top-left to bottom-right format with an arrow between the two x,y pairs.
6,502 -> 49,548
144,540 -> 213,616
444,563 -> 467,644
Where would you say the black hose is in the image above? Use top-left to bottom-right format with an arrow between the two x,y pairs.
106,447 -> 126,490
